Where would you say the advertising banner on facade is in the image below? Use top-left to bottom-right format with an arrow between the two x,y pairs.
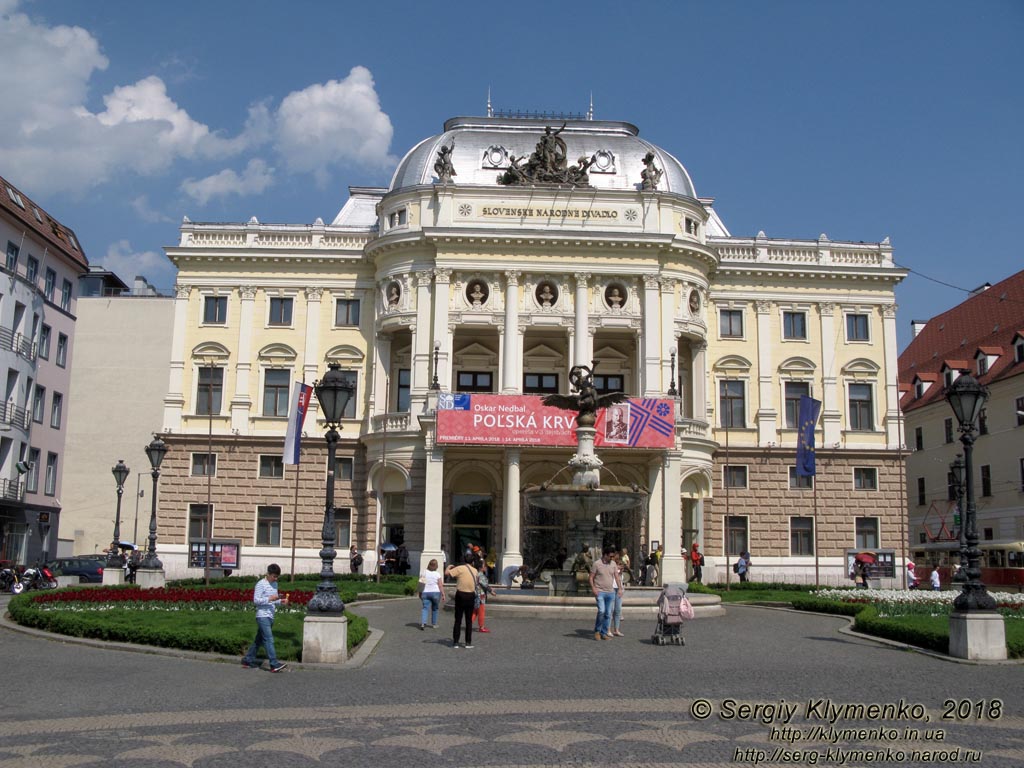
436,394 -> 674,448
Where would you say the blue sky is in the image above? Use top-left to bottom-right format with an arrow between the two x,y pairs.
3,0 -> 1022,350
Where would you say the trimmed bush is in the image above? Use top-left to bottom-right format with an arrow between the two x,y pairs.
853,605 -> 949,655
791,596 -> 865,616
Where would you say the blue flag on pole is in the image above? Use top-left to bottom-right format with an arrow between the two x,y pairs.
795,395 -> 822,477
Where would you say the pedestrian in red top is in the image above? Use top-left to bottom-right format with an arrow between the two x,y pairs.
689,542 -> 703,584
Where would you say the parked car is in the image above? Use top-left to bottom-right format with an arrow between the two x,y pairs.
47,556 -> 105,583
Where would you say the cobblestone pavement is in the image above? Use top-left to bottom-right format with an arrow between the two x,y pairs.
0,599 -> 1021,767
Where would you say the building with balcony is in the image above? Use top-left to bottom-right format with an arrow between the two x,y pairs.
157,113 -> 906,583
899,270 -> 1024,574
0,175 -> 89,565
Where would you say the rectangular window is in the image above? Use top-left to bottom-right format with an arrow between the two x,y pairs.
846,313 -> 869,341
914,427 -> 923,451
32,385 -> 45,423
981,465 -> 992,497
917,477 -> 926,505
335,456 -> 354,481
268,297 -> 293,326
56,333 -> 68,367
1020,458 -> 1024,492
719,379 -> 745,428
335,299 -> 360,326
594,374 -> 624,395
50,392 -> 62,429
724,465 -> 748,489
61,279 -> 72,311
790,517 -> 814,556
855,517 -> 879,549
335,507 -> 352,548
524,373 -> 559,394
720,309 -> 744,338
978,409 -> 988,435
340,370 -> 358,418
203,296 -> 227,324
26,256 -> 38,283
188,504 -> 212,540
725,516 -> 748,556
1017,342 -> 1024,364
5,185 -> 25,208
978,356 -> 989,376
5,241 -> 18,272
784,381 -> 810,428
848,383 -> 873,431
1017,397 -> 1024,427
259,455 -> 284,479
945,418 -> 954,444
196,367 -> 224,415
783,311 -> 807,340
457,371 -> 493,393
25,448 -> 40,493
44,268 -> 56,301
854,467 -> 878,490
256,506 -> 282,546
789,467 -> 813,490
191,453 -> 217,477
262,369 -> 290,417
44,452 -> 58,495
38,325 -> 51,359
396,368 -> 411,412
947,470 -> 958,501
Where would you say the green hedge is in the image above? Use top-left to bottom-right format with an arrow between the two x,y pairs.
703,581 -> 832,592
791,596 -> 865,616
852,605 -> 949,655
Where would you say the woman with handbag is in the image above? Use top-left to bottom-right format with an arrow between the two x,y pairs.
418,559 -> 444,629
445,553 -> 479,648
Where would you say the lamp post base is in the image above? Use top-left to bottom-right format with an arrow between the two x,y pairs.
307,585 -> 345,615
136,568 -> 166,590
102,567 -> 125,586
302,614 -> 349,663
949,611 -> 1007,661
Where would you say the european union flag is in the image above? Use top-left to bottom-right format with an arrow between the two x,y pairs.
795,395 -> 822,477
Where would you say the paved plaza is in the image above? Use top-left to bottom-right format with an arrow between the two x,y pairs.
0,599 -> 1021,767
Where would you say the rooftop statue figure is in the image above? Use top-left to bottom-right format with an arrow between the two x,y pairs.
640,151 -> 663,191
498,125 -> 595,188
542,363 -> 627,428
434,141 -> 456,184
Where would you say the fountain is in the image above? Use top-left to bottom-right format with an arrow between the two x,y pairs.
523,364 -> 648,595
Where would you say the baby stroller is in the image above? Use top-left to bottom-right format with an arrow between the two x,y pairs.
652,583 -> 691,646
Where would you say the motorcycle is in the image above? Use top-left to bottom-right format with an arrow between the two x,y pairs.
0,567 -> 23,594
19,564 -> 57,591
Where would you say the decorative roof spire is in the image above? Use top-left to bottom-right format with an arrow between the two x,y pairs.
487,87 -> 493,118
587,92 -> 594,121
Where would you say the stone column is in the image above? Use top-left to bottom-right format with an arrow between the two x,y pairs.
573,272 -> 591,365
231,286 -> 256,433
818,302 -> 841,445
754,299 -> 777,444
880,304 -> 901,448
502,271 -> 521,392
420,442 -> 445,569
371,333 -> 392,415
500,448 -> 522,583
432,269 -> 452,391
660,451 -> 685,584
642,276 -> 661,396
162,284 -> 191,431
692,342 -> 708,422
660,278 -> 676,394
412,271 -> 433,412
647,459 -> 664,560
302,287 -> 323,384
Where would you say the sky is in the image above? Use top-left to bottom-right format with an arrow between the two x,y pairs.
2,0 -> 1022,351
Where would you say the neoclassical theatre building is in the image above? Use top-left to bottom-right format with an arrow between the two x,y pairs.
158,113 -> 906,583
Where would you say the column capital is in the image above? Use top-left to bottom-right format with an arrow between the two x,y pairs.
574,272 -> 591,288
433,267 -> 452,284
504,270 -> 521,286
174,284 -> 191,299
239,286 -> 257,300
881,303 -> 897,319
415,270 -> 434,287
304,286 -> 324,302
755,299 -> 772,314
505,448 -> 521,465
659,277 -> 675,294
818,301 -> 836,314
643,275 -> 660,291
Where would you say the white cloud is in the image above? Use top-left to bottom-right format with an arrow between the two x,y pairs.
181,158 -> 275,205
275,66 -> 396,184
130,195 -> 172,223
101,239 -> 174,287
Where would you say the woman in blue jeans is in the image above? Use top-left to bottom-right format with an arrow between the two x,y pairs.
419,558 -> 444,629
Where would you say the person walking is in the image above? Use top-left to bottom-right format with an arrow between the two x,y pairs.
589,545 -> 619,640
241,563 -> 289,672
349,545 -> 363,574
930,567 -> 941,591
737,551 -> 751,583
473,560 -> 497,633
610,550 -> 625,637
689,542 -> 703,584
445,553 -> 479,648
418,558 -> 444,629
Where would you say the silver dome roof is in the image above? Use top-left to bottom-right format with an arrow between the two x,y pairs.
389,116 -> 696,197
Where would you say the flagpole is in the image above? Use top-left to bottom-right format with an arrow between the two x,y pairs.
377,377 -> 389,584
289,460 -> 300,582
283,379 -> 313,582
813,466 -> 819,588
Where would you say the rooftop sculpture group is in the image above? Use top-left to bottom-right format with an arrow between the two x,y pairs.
498,124 -> 597,188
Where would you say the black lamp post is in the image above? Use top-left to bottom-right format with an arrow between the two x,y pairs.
944,371 -> 995,612
107,460 -> 130,569
667,347 -> 678,397
308,363 -> 355,614
140,436 -> 168,570
431,340 -> 441,391
950,453 -> 967,583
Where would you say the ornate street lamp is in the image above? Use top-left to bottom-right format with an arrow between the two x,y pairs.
949,453 -> 966,583
667,347 -> 678,397
308,363 -> 355,614
107,460 -> 130,569
140,436 -> 168,570
944,371 -> 995,612
431,340 -> 441,391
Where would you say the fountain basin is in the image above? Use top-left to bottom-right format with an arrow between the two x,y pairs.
523,484 -> 647,514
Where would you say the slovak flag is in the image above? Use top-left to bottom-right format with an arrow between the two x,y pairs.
283,383 -> 313,465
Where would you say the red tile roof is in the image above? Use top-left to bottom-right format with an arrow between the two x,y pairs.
0,174 -> 89,271
899,268 -> 1024,413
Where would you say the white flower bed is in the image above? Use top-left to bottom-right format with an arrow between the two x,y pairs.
813,588 -> 1024,606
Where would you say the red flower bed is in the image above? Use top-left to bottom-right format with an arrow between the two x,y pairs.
31,586 -> 313,606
